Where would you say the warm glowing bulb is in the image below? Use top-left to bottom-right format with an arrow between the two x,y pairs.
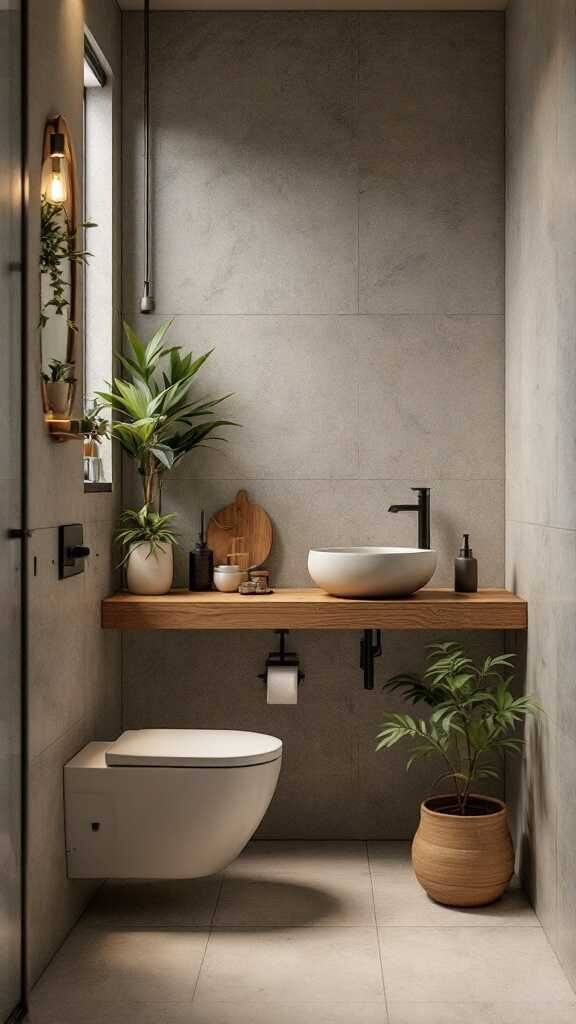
47,157 -> 67,204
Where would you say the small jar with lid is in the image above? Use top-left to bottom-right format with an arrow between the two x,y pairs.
213,564 -> 244,593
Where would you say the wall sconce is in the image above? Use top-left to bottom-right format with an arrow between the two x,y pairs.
46,131 -> 68,205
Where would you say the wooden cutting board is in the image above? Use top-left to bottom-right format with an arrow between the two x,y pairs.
207,489 -> 273,569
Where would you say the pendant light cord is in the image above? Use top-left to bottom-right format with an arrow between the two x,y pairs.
141,0 -> 154,312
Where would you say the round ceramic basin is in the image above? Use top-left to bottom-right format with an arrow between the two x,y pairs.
308,546 -> 437,598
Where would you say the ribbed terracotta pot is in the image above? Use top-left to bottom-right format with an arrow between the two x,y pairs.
412,794 -> 514,907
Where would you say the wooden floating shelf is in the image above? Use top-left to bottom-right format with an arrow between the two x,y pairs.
102,588 -> 527,632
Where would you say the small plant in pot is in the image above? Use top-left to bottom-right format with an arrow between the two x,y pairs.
42,358 -> 75,416
376,642 -> 541,908
116,504 -> 178,595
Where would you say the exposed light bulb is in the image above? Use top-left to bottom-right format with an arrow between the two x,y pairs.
47,157 -> 67,204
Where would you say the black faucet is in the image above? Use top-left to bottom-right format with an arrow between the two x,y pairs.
388,487 -> 431,549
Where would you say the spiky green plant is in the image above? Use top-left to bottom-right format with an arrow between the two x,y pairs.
376,642 -> 541,815
115,504 -> 178,565
97,320 -> 236,508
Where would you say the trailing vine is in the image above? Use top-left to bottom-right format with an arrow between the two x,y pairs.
39,196 -> 95,332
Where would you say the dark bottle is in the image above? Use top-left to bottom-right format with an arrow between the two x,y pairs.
189,510 -> 214,591
454,533 -> 478,593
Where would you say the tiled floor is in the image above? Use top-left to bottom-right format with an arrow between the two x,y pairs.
27,842 -> 576,1024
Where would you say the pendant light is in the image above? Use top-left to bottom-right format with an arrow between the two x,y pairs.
140,0 -> 155,313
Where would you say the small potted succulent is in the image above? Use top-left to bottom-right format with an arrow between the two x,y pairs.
116,504 -> 178,595
42,358 -> 75,416
376,642 -> 540,907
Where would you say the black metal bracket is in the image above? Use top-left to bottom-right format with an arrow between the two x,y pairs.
360,629 -> 382,690
258,630 -> 305,686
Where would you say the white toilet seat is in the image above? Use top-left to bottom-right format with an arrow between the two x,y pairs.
105,728 -> 283,768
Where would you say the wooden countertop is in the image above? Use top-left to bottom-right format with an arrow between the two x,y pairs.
102,588 -> 527,631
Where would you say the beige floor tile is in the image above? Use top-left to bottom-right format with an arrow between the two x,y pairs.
373,876 -> 538,927
495,1006 -> 576,1023
195,927 -> 385,1004
389,1005 -> 576,1024
367,842 -> 413,877
225,841 -> 369,878
388,1005 -> 499,1024
378,927 -> 575,1004
214,873 -> 375,927
82,878 -> 222,928
27,1002 -> 389,1024
27,1004 -> 195,1024
190,1004 -> 388,1024
32,928 -> 209,1010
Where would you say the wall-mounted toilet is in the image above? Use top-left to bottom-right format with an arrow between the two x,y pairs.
64,729 -> 282,878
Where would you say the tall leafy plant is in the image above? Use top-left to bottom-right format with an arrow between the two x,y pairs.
97,320 -> 235,508
376,642 -> 540,815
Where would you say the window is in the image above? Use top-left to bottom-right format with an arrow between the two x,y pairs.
83,32 -> 113,490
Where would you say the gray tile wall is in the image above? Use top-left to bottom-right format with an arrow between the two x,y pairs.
122,11 -> 505,838
506,0 -> 576,993
26,0 -> 123,985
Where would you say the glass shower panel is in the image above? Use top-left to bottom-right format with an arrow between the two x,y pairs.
0,1 -> 23,1020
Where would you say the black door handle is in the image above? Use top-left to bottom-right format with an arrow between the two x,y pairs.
68,545 -> 90,559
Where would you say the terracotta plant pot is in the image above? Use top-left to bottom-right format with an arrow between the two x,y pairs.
126,542 -> 173,595
412,794 -> 514,907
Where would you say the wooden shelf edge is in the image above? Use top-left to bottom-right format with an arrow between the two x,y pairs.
102,588 -> 528,632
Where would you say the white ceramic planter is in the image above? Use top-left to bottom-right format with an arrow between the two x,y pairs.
126,542 -> 173,595
45,381 -> 72,416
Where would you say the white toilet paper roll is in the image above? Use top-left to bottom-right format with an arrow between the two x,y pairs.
266,664 -> 299,705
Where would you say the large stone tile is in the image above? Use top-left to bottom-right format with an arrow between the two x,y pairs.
123,12 -> 357,315
28,722 -> 99,985
359,13 -> 504,316
82,521 -> 122,741
389,1005 -> 576,1024
378,926 -> 574,1003
28,1002 -> 388,1024
28,528 -> 86,759
505,2 -> 567,530
123,314 -> 360,481
157,477 -> 505,590
225,841 -> 369,878
255,769 -> 362,840
372,874 -> 537,927
368,841 -> 412,877
357,316 -> 504,481
556,729 -> 576,993
195,927 -> 385,1003
33,928 -> 209,1010
82,878 -> 222,928
214,873 -> 375,927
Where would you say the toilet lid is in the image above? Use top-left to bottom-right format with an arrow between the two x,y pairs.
105,729 -> 283,768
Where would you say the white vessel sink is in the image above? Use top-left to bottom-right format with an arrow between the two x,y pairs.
308,546 -> 437,598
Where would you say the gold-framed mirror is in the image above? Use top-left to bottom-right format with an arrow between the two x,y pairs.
39,114 -> 83,437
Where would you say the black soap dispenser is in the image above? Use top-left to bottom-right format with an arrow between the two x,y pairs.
188,510 -> 214,591
455,533 -> 478,593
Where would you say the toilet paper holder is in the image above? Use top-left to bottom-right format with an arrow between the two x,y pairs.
258,630 -> 305,688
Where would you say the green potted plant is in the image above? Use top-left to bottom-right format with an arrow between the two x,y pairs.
376,641 -> 541,907
116,504 -> 178,595
42,358 -> 76,416
82,402 -> 109,483
97,320 -> 235,510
